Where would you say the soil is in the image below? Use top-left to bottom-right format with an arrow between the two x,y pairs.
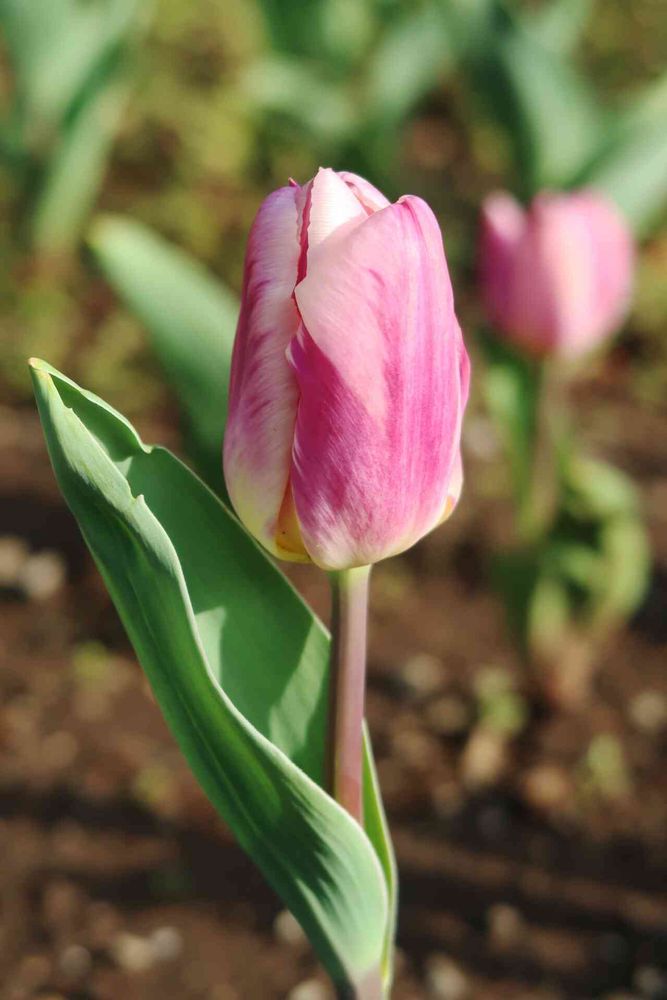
1,368 -> 666,1000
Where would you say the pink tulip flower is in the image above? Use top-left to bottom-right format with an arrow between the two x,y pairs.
224,168 -> 470,571
480,189 -> 634,360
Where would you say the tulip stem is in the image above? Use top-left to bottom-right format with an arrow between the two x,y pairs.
327,565 -> 372,826
518,360 -> 565,544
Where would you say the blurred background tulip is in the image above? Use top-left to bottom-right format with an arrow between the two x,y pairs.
478,184 -> 648,707
480,189 -> 635,359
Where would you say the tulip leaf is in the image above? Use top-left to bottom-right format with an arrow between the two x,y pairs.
579,73 -> 667,237
30,359 -> 395,994
478,330 -> 541,508
470,13 -> 605,194
31,76 -> 131,254
0,0 -> 147,145
365,1 -> 455,127
524,0 -> 593,56
89,216 -> 239,497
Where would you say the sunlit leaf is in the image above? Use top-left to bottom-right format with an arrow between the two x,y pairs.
524,0 -> 593,56
581,73 -> 667,236
89,216 -> 239,496
31,359 -> 395,993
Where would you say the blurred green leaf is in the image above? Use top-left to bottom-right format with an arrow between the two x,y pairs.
89,216 -> 239,496
527,571 -> 571,658
241,56 -> 355,146
491,547 -> 541,651
524,0 -> 593,56
31,76 -> 131,254
365,1 -> 455,127
464,1 -> 605,194
563,455 -> 640,520
581,73 -> 667,236
31,359 -> 394,993
0,0 -> 147,146
597,515 -> 650,624
479,330 -> 541,507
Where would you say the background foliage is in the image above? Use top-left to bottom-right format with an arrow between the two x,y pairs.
1,0 -> 667,997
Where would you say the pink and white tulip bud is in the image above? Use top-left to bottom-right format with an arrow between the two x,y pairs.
223,168 -> 470,571
480,189 -> 634,360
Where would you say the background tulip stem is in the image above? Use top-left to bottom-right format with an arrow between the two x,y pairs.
327,565 -> 372,826
518,361 -> 566,544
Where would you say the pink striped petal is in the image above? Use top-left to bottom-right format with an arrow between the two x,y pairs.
338,172 -> 391,213
289,195 -> 467,570
557,191 -> 634,356
223,185 -> 307,560
480,192 -> 525,332
481,189 -> 634,359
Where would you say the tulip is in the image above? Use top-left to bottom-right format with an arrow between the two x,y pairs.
480,189 -> 634,359
224,168 -> 470,571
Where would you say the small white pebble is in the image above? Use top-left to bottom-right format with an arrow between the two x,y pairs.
150,926 -> 183,962
461,727 -> 507,788
112,932 -> 155,973
58,944 -> 92,979
634,965 -> 666,996
19,550 -> 66,600
400,654 -> 444,697
629,690 -> 667,734
426,695 -> 470,736
0,535 -> 29,586
287,978 -> 331,1000
273,909 -> 306,947
487,903 -> 523,948
424,954 -> 470,999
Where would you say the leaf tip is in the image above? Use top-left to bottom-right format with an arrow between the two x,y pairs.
28,358 -> 53,389
87,213 -> 120,251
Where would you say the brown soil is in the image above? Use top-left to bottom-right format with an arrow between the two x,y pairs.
1,373 -> 666,1000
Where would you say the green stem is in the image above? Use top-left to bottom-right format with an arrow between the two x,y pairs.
517,360 -> 565,545
327,565 -> 372,826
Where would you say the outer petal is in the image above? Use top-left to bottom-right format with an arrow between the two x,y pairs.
482,190 -> 635,360
223,186 -> 307,560
479,192 -> 526,334
338,172 -> 391,214
559,191 -> 634,357
437,336 -> 470,524
290,196 -> 467,570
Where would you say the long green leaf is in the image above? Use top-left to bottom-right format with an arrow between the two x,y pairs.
580,73 -> 667,236
30,359 -> 395,993
524,0 -> 593,56
469,11 -> 605,194
31,77 -> 131,254
89,216 -> 239,496
365,1 -> 455,128
0,0 -> 146,143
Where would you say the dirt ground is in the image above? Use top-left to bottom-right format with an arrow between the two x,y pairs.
1,359 -> 666,999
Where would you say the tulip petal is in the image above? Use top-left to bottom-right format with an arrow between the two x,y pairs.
482,189 -> 634,359
480,192 -> 526,333
338,172 -> 391,213
223,186 -> 307,560
290,196 -> 467,570
561,192 -> 634,356
305,168 -> 368,254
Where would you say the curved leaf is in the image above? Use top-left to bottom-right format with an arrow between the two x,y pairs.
89,215 -> 239,496
580,73 -> 667,236
0,0 -> 146,140
32,78 -> 131,254
468,10 -> 605,194
30,359 -> 395,993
